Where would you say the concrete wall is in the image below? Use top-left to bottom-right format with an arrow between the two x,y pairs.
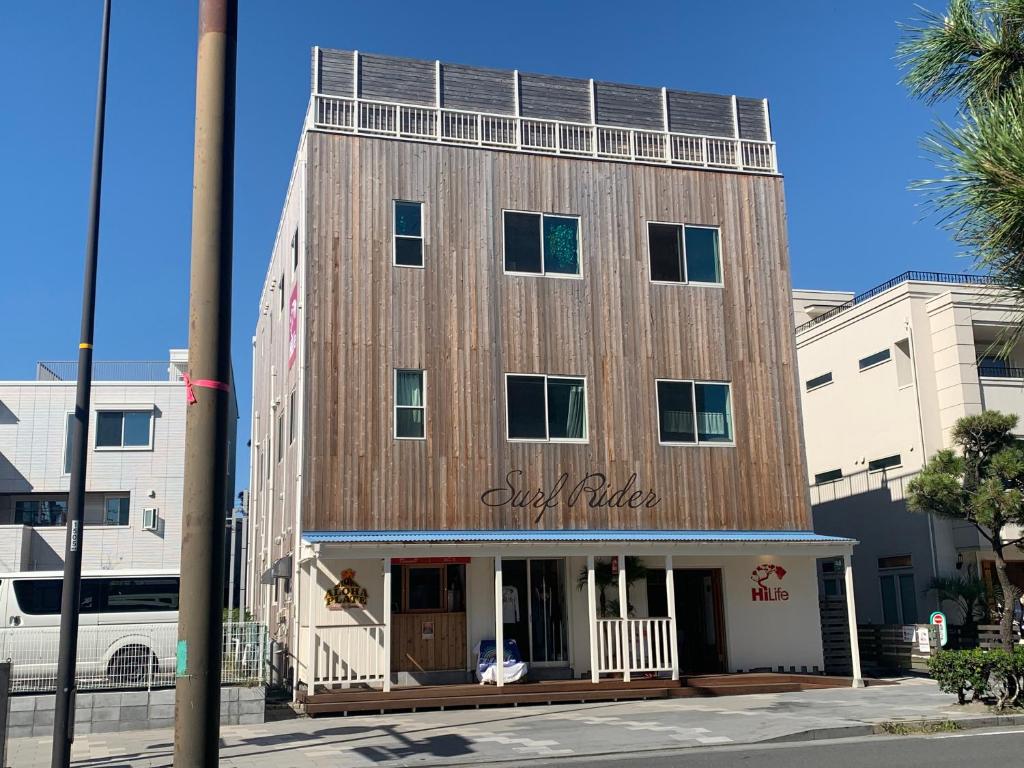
7,686 -> 264,739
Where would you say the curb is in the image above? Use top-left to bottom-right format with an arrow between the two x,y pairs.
763,713 -> 1024,744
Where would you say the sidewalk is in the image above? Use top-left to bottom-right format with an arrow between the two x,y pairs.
8,678 -> 1021,767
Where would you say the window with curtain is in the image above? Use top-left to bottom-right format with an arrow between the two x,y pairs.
503,211 -> 579,276
395,369 -> 425,439
393,201 -> 423,267
695,382 -> 733,443
657,380 -> 734,445
506,374 -> 586,441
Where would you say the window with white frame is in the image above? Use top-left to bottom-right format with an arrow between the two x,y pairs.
95,410 -> 152,449
395,369 -> 426,439
505,374 -> 587,442
656,380 -> 734,445
288,390 -> 297,444
63,412 -> 75,474
394,201 -> 424,267
503,211 -> 580,276
648,223 -> 722,284
105,496 -> 130,526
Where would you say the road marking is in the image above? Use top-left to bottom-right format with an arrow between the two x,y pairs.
933,729 -> 1024,739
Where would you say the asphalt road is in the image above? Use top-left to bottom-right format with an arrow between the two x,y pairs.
522,727 -> 1024,768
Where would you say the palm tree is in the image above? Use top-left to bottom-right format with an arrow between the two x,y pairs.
925,574 -> 988,631
576,557 -> 649,618
898,1 -> 1024,339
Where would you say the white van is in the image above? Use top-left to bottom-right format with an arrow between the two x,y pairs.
0,569 -> 180,690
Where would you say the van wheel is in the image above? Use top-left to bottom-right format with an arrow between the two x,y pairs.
108,646 -> 157,686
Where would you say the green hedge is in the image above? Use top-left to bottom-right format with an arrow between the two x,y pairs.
928,647 -> 1024,708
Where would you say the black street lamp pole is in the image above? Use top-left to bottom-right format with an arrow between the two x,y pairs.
51,1 -> 112,765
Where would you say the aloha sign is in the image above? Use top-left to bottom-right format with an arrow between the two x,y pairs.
324,569 -> 368,610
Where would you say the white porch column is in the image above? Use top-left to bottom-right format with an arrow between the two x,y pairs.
843,552 -> 865,688
494,555 -> 505,687
587,555 -> 599,683
665,555 -> 679,681
305,559 -> 316,695
618,554 -> 630,683
383,556 -> 392,693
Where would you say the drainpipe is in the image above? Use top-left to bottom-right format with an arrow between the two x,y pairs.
907,318 -> 940,587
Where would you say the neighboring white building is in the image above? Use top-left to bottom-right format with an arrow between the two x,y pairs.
0,350 -> 237,572
795,271 -> 1024,625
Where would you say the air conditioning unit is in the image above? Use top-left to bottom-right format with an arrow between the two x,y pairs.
143,508 -> 159,531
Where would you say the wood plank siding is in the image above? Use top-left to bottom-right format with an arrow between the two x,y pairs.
301,130 -> 810,533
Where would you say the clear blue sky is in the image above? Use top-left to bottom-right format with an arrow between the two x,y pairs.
0,0 -> 961,491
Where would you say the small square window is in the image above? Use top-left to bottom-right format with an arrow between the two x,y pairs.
394,201 -> 424,267
506,374 -> 586,441
504,211 -> 579,276
105,496 -> 130,526
657,380 -> 734,445
648,223 -> 721,285
395,369 -> 426,439
95,410 -> 152,449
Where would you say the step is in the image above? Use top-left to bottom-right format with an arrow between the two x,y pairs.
307,686 -> 673,715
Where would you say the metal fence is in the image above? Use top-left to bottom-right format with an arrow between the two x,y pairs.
36,360 -> 186,383
795,271 -> 999,334
1,621 -> 266,693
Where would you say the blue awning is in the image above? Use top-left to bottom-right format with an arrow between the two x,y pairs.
303,529 -> 854,544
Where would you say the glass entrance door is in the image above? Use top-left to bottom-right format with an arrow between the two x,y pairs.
503,558 -> 568,665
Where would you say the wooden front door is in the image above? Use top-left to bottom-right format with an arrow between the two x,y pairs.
391,613 -> 466,672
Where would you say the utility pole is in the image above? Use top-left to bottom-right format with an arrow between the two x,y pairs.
51,1 -> 112,765
174,1 -> 237,765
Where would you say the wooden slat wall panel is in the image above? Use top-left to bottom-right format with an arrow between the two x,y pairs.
391,613 -> 467,671
736,97 -> 768,141
518,73 -> 591,122
440,63 -> 515,114
593,81 -> 663,129
359,53 -> 436,105
666,90 -> 735,137
302,132 -> 810,533
318,48 -> 354,97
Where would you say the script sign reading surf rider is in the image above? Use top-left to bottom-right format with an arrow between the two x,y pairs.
481,470 -> 661,522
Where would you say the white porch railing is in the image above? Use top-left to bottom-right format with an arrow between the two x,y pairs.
310,624 -> 387,689
596,617 -> 674,674
311,94 -> 778,174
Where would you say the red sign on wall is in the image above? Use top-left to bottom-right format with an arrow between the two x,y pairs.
750,564 -> 789,602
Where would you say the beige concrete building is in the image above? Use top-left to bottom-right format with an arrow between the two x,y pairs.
794,272 -> 1024,625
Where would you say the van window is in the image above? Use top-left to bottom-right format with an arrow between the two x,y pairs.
104,578 -> 179,612
13,579 -> 101,615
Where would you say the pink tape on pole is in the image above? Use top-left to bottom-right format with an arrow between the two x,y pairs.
183,373 -> 231,405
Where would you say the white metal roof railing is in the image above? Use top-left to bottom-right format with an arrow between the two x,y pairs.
309,94 -> 778,174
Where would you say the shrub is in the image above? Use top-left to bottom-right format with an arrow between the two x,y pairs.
929,647 -> 1024,708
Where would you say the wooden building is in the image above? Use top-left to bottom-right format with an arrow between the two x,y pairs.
247,48 -> 861,705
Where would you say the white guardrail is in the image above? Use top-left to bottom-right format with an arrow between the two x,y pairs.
596,617 -> 674,674
310,624 -> 387,689
0,621 -> 267,693
311,94 -> 778,174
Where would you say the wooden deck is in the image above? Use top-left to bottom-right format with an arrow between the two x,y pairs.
301,673 -> 866,716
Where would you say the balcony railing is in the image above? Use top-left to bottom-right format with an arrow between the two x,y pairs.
796,271 -> 999,334
978,364 -> 1024,378
310,94 -> 778,174
36,360 -> 186,383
